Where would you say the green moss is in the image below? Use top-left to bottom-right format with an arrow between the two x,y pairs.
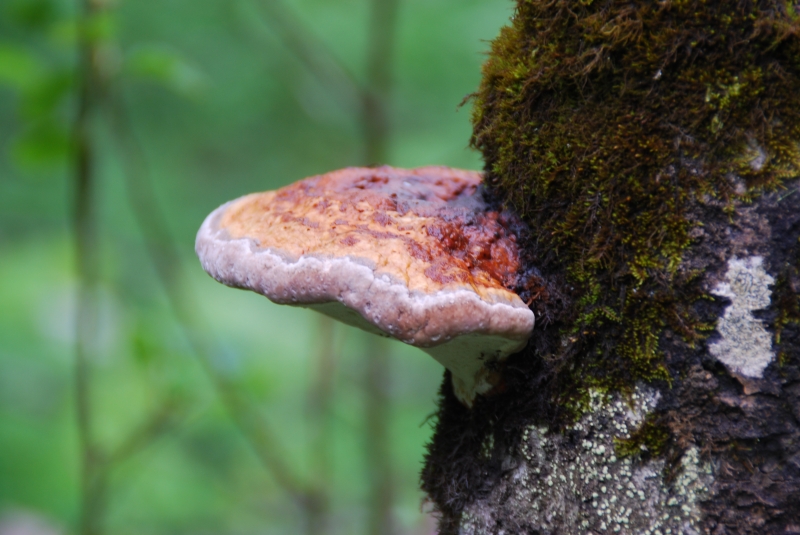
614,415 -> 671,459
472,1 -> 800,399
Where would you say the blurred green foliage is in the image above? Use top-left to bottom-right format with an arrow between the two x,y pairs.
0,0 -> 512,533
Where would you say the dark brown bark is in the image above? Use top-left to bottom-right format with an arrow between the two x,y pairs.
423,184 -> 800,535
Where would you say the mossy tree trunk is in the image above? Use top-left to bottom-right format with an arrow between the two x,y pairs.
421,2 -> 800,533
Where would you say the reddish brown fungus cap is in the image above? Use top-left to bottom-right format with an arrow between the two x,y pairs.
196,166 -> 534,406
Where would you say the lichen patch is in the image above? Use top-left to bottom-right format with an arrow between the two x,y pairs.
709,256 -> 775,378
457,386 -> 714,535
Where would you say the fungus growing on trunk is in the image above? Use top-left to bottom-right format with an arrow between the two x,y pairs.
195,166 -> 534,406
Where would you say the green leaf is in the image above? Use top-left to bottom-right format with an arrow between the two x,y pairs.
131,320 -> 159,368
124,44 -> 207,98
83,11 -> 117,43
19,69 -> 74,120
48,18 -> 79,46
49,11 -> 117,46
0,43 -> 45,91
4,0 -> 59,30
9,119 -> 71,170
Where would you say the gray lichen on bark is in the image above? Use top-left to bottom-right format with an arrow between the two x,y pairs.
709,256 -> 775,378
458,386 -> 714,535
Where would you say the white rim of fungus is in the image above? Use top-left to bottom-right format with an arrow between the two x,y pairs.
196,201 -> 535,406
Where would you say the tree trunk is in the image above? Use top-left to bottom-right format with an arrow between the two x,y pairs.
421,2 -> 800,533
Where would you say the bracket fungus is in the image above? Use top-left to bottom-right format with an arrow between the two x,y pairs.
196,166 -> 534,406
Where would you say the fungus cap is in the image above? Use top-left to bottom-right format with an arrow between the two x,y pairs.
196,166 -> 534,406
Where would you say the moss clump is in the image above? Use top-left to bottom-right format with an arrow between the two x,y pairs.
472,1 -> 800,398
615,415 -> 670,459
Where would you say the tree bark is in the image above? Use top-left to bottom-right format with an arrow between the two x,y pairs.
421,2 -> 800,534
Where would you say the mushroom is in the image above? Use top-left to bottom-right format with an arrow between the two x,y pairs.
196,166 -> 534,406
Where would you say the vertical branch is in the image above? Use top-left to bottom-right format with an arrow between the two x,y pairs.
361,2 -> 400,534
363,336 -> 394,535
250,0 -> 363,116
71,6 -> 186,533
72,0 -> 103,533
306,316 -> 339,535
362,0 -> 400,166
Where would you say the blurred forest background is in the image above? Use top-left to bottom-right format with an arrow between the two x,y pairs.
0,0 -> 512,533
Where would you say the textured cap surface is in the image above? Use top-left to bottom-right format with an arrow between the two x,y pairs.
196,166 -> 535,404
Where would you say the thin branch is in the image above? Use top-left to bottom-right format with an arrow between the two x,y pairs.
72,0 -> 103,532
364,337 -> 395,535
246,0 -> 366,116
305,316 -> 339,535
216,382 -> 313,502
362,0 -> 400,165
106,399 -> 185,467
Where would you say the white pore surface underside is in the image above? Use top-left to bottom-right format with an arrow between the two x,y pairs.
196,202 -> 535,406
709,255 -> 775,378
309,301 -> 524,404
